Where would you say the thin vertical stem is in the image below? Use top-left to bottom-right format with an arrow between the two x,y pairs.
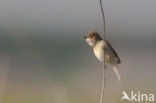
99,0 -> 106,40
99,0 -> 106,103
100,64 -> 106,103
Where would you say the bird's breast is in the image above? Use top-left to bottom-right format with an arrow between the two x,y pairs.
93,43 -> 104,62
93,40 -> 111,63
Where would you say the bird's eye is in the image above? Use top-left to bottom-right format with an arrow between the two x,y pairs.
90,36 -> 94,38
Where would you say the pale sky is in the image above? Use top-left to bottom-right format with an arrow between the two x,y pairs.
0,0 -> 156,40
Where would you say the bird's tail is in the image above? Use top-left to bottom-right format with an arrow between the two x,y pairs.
112,64 -> 121,81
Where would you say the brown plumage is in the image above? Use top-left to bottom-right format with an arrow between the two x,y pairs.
84,31 -> 121,80
105,40 -> 121,64
84,31 -> 102,41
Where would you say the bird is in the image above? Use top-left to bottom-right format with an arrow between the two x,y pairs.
84,30 -> 121,81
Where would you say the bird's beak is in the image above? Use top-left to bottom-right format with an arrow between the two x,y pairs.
83,36 -> 87,38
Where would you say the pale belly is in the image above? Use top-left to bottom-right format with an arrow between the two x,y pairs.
93,40 -> 114,64
93,46 -> 112,63
93,47 -> 104,62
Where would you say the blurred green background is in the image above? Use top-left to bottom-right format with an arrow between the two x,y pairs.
0,0 -> 156,103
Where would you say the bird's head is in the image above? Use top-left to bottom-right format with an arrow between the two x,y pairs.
84,31 -> 102,47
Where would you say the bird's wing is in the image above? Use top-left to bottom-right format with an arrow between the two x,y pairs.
106,40 -> 121,64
